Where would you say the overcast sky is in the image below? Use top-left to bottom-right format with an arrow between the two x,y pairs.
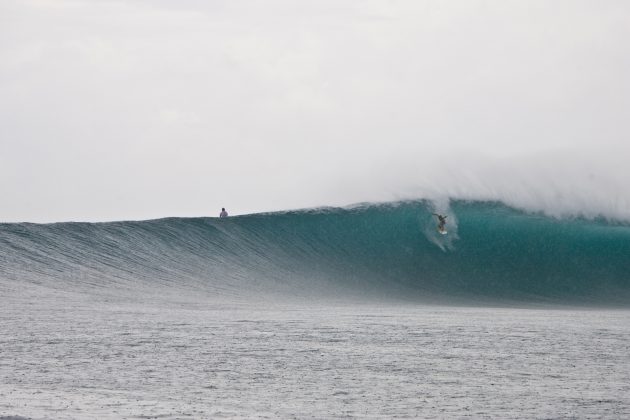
1,0 -> 629,222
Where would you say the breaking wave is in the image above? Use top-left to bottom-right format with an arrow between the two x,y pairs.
1,200 -> 629,305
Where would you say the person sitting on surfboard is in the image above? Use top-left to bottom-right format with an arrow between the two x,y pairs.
219,208 -> 228,218
433,213 -> 447,232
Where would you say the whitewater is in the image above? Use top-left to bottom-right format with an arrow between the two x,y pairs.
2,199 -> 630,418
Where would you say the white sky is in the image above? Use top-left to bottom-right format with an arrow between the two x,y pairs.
1,0 -> 629,222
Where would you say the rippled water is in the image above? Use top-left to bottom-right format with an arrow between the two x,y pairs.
1,290 -> 629,419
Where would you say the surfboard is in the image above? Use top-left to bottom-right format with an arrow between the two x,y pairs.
438,227 -> 447,235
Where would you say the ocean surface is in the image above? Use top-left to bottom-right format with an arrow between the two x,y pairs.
1,200 -> 630,418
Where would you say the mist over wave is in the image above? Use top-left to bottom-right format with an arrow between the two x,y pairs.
347,150 -> 630,223
1,199 -> 628,306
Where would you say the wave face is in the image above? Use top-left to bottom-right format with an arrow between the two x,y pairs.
1,200 -> 629,305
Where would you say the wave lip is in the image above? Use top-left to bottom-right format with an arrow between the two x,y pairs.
1,200 -> 629,306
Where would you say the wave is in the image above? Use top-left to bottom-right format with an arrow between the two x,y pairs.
1,200 -> 629,305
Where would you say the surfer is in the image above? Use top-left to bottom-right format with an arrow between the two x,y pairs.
219,208 -> 228,218
433,213 -> 447,232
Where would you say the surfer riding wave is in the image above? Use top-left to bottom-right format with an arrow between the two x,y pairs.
433,213 -> 447,234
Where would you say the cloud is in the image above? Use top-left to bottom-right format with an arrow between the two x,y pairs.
1,0 -> 629,221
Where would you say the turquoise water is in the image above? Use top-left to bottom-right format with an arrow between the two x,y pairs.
2,200 -> 630,419
1,200 -> 629,305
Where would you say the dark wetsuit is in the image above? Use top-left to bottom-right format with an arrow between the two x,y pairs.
434,214 -> 447,230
